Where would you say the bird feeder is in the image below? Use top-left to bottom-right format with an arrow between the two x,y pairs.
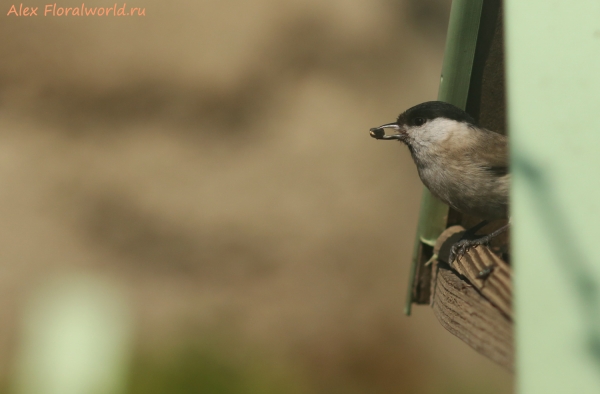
405,0 -> 513,371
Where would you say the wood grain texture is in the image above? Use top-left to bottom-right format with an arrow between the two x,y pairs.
441,226 -> 512,319
431,264 -> 514,371
430,225 -> 513,371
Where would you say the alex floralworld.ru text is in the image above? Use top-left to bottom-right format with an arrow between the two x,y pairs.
7,3 -> 146,16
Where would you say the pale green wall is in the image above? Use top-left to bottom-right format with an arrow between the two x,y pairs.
505,2 -> 600,392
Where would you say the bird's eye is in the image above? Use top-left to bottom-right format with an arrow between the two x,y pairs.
414,117 -> 426,126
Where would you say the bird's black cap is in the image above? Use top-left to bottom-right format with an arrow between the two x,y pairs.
397,101 -> 476,127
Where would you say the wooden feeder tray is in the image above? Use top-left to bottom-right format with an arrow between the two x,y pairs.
430,226 -> 513,371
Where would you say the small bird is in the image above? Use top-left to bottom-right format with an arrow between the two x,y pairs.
369,101 -> 509,262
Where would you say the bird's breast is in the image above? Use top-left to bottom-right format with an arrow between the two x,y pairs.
413,155 -> 509,220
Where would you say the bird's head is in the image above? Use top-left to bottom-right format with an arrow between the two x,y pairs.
369,101 -> 477,150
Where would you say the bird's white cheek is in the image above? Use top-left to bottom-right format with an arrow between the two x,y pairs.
416,119 -> 469,147
411,127 -> 448,148
424,121 -> 453,142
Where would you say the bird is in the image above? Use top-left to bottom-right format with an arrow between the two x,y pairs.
369,101 -> 509,263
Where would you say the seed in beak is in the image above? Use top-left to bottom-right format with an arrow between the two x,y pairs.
369,127 -> 385,139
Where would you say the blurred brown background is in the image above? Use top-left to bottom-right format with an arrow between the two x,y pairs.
0,0 -> 512,393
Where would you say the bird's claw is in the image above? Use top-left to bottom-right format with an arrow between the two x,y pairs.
449,238 -> 487,265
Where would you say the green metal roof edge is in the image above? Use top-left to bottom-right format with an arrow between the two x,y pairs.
404,0 -> 483,315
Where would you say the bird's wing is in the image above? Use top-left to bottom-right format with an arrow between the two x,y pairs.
472,130 -> 509,176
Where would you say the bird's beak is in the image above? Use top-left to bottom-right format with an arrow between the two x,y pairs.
369,122 -> 404,140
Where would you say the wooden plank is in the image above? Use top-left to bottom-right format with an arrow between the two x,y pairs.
437,226 -> 512,319
431,263 -> 514,371
430,225 -> 513,371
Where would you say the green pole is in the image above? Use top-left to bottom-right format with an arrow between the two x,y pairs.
405,0 -> 483,315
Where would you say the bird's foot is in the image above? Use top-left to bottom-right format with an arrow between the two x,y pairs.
448,223 -> 509,265
449,238 -> 487,265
